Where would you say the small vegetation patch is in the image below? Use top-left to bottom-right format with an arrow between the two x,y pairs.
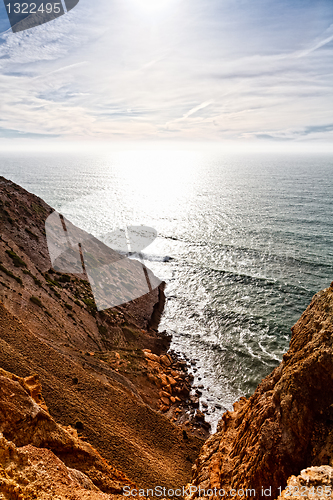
98,325 -> 108,336
57,274 -> 71,283
0,263 -> 23,284
22,269 -> 42,286
65,303 -> 73,310
123,326 -> 140,341
31,203 -> 46,214
44,273 -> 60,287
6,250 -> 26,268
82,297 -> 96,309
30,296 -> 42,307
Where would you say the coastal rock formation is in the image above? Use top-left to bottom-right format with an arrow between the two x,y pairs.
277,466 -> 333,500
0,367 -> 133,498
6,175 -> 333,498
186,283 -> 333,499
0,435 -> 114,500
0,176 -> 204,491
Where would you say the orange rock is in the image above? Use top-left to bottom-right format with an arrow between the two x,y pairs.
144,352 -> 160,363
160,355 -> 171,367
147,360 -> 160,373
147,373 -> 157,384
159,390 -> 170,399
159,374 -> 169,387
167,376 -> 177,386
154,378 -> 162,388
164,384 -> 172,394
160,396 -> 170,406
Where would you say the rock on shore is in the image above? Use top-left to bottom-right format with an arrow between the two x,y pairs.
186,283 -> 333,499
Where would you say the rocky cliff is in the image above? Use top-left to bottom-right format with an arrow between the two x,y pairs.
186,283 -> 333,499
0,176 -> 205,496
2,175 -> 333,499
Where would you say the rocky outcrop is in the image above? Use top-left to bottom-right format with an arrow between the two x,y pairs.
277,466 -> 333,500
0,367 -> 133,499
186,283 -> 333,499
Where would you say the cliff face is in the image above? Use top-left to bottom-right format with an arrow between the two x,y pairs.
0,367 -> 134,499
4,174 -> 333,498
187,283 -> 333,499
0,176 -> 204,492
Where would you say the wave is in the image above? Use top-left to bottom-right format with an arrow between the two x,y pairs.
128,252 -> 174,263
187,263 -> 315,295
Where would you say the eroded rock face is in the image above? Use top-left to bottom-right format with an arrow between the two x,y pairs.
277,466 -> 333,500
0,434 -> 115,499
0,367 -> 134,497
186,284 -> 333,499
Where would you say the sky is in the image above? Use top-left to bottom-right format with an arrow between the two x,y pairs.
0,0 -> 332,150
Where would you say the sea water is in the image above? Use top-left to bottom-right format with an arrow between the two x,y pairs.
1,149 -> 333,431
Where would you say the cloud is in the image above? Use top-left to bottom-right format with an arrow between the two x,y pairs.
295,23 -> 333,58
251,123 -> 333,141
0,0 -> 332,144
164,100 -> 214,129
183,101 -> 214,119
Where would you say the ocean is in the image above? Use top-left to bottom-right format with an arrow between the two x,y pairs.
1,149 -> 333,430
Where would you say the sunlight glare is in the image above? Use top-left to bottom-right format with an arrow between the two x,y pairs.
133,0 -> 175,13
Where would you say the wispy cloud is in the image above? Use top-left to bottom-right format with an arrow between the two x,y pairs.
164,100 -> 214,129
182,101 -> 214,119
0,0 -> 332,144
295,23 -> 333,58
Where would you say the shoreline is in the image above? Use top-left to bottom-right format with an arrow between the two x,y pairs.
114,281 -> 212,440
